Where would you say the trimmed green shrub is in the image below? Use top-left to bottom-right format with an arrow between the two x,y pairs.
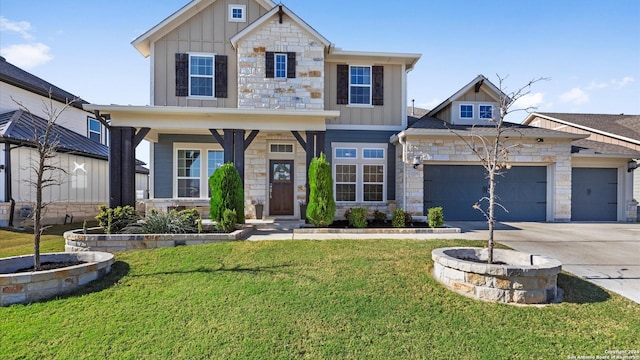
392,208 -> 409,228
347,207 -> 368,228
372,210 -> 387,223
209,163 -> 244,224
216,209 -> 237,233
96,205 -> 139,234
428,207 -> 445,228
306,153 -> 336,227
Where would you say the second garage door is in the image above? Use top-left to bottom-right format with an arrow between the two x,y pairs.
424,165 -> 547,221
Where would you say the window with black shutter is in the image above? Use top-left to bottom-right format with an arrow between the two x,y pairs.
215,55 -> 228,98
265,51 -> 296,79
175,53 -> 189,97
175,53 -> 227,98
286,52 -> 296,78
336,64 -> 349,105
372,66 -> 384,106
265,52 -> 275,78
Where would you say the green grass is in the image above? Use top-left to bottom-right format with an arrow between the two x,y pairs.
0,222 -> 85,257
0,231 -> 639,359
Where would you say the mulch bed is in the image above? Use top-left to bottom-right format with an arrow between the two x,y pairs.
12,261 -> 86,273
328,220 -> 430,229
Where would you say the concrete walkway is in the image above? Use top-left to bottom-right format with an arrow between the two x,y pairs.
244,219 -> 640,304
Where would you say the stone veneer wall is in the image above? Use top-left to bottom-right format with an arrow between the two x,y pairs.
236,14 -> 325,110
0,202 -> 106,228
399,136 -> 573,221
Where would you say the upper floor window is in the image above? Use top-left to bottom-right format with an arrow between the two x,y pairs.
460,104 -> 473,119
229,5 -> 246,22
349,66 -> 371,105
275,53 -> 287,79
189,54 -> 214,97
479,105 -> 493,120
88,117 -> 101,143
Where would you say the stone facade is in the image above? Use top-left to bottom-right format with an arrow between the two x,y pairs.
236,14 -> 325,110
398,135 -> 574,221
0,201 -> 107,228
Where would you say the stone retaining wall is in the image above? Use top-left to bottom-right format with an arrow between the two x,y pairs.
0,252 -> 114,306
432,247 -> 562,304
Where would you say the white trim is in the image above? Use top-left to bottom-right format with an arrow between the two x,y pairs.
326,50 -> 421,71
348,65 -> 372,106
478,104 -> 494,120
459,103 -> 474,120
188,52 -> 216,99
331,142 -> 387,204
427,75 -> 508,118
401,63 -> 407,129
228,4 -> 246,22
150,41 -> 155,105
334,147 -> 358,160
87,116 -> 102,143
326,124 -> 404,131
172,142 -> 223,199
149,143 -> 155,199
274,53 -> 287,79
269,142 -> 295,154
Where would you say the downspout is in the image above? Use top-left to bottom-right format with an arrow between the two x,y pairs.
4,142 -> 15,227
398,133 -> 408,210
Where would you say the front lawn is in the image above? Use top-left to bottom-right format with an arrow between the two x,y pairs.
1,238 -> 638,359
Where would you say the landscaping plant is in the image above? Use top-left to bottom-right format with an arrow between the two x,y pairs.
392,208 -> 409,228
372,210 -> 387,223
216,209 -> 237,233
209,163 -> 244,224
427,206 -> 444,228
306,153 -> 336,227
96,205 -> 139,234
122,209 -> 199,234
347,207 -> 368,228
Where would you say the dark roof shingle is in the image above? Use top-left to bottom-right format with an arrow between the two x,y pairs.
536,112 -> 640,142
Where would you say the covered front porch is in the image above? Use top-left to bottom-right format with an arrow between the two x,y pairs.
83,104 -> 339,219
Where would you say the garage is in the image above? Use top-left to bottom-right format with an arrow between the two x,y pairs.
424,165 -> 547,221
571,168 -> 617,221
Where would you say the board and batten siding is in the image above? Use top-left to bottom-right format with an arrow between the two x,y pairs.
153,0 -> 269,107
432,87 -> 497,123
11,147 -> 108,204
324,63 -> 404,127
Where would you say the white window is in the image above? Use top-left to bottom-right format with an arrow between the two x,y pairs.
88,117 -> 101,143
229,5 -> 246,22
460,104 -> 473,119
174,144 -> 223,198
479,105 -> 493,120
333,143 -> 386,203
349,66 -> 371,105
274,53 -> 287,79
189,53 -> 214,98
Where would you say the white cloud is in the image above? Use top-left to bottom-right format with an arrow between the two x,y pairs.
513,92 -> 545,110
0,43 -> 53,69
0,16 -> 33,40
611,76 -> 635,88
586,81 -> 608,90
559,88 -> 589,105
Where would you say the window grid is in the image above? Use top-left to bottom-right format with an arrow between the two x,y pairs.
363,165 -> 384,202
479,105 -> 493,119
177,150 -> 201,198
333,144 -> 386,203
460,104 -> 473,119
275,53 -> 287,79
335,148 -> 357,159
189,55 -> 214,97
363,148 -> 384,159
335,164 -> 357,202
270,144 -> 294,153
88,117 -> 101,143
349,66 -> 371,105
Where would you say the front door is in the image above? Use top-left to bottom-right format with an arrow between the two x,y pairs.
269,160 -> 294,216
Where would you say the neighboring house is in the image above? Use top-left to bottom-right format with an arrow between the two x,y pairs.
85,0 -> 420,219
392,75 -> 639,222
0,57 -> 149,226
523,112 -> 640,221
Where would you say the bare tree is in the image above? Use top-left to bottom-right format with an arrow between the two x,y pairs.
12,90 -> 77,270
452,75 -> 548,263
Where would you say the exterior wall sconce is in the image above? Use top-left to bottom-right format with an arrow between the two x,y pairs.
536,138 -> 544,143
412,155 -> 421,169
628,160 -> 638,173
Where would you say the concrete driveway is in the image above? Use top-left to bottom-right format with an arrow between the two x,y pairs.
447,222 -> 640,304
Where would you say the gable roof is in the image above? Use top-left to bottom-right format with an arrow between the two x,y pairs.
132,0 -> 276,57
572,139 -> 640,157
0,57 -> 89,112
426,75 -> 509,118
523,112 -> 640,145
231,4 -> 331,50
0,110 -> 108,159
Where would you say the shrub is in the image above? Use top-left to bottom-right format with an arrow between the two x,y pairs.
306,153 -> 336,227
347,207 -> 368,228
392,208 -> 409,228
216,209 -> 237,233
209,163 -> 244,224
96,205 -> 139,234
372,210 -> 387,223
122,208 -> 200,234
428,207 -> 445,228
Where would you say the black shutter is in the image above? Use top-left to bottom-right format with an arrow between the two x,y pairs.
265,51 -> 274,78
215,55 -> 228,98
372,65 -> 384,106
336,64 -> 349,105
287,52 -> 296,78
175,53 -> 189,97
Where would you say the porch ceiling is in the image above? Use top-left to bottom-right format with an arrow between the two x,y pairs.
83,105 -> 339,142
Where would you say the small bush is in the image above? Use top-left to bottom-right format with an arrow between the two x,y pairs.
122,208 -> 200,234
96,205 -> 139,234
392,208 -> 409,228
372,210 -> 387,223
347,207 -> 368,228
428,207 -> 444,228
209,163 -> 244,224
216,208 -> 237,233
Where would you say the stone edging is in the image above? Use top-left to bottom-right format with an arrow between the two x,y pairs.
432,247 -> 562,304
1,252 -> 114,306
64,227 -> 253,252
294,226 -> 461,234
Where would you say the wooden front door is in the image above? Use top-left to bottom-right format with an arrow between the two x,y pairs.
269,160 -> 294,216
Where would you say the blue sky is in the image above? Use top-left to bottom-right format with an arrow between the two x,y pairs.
1,0 -> 639,118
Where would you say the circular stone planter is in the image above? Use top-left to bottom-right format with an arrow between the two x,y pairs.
432,247 -> 562,304
0,252 -> 114,306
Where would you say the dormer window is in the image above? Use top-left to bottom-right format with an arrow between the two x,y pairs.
229,5 -> 246,22
479,105 -> 493,120
460,104 -> 473,119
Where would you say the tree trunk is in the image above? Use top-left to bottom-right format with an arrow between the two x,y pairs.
488,169 -> 495,264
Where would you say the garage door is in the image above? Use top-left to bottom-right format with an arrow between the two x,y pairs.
424,165 -> 547,221
571,168 -> 617,221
